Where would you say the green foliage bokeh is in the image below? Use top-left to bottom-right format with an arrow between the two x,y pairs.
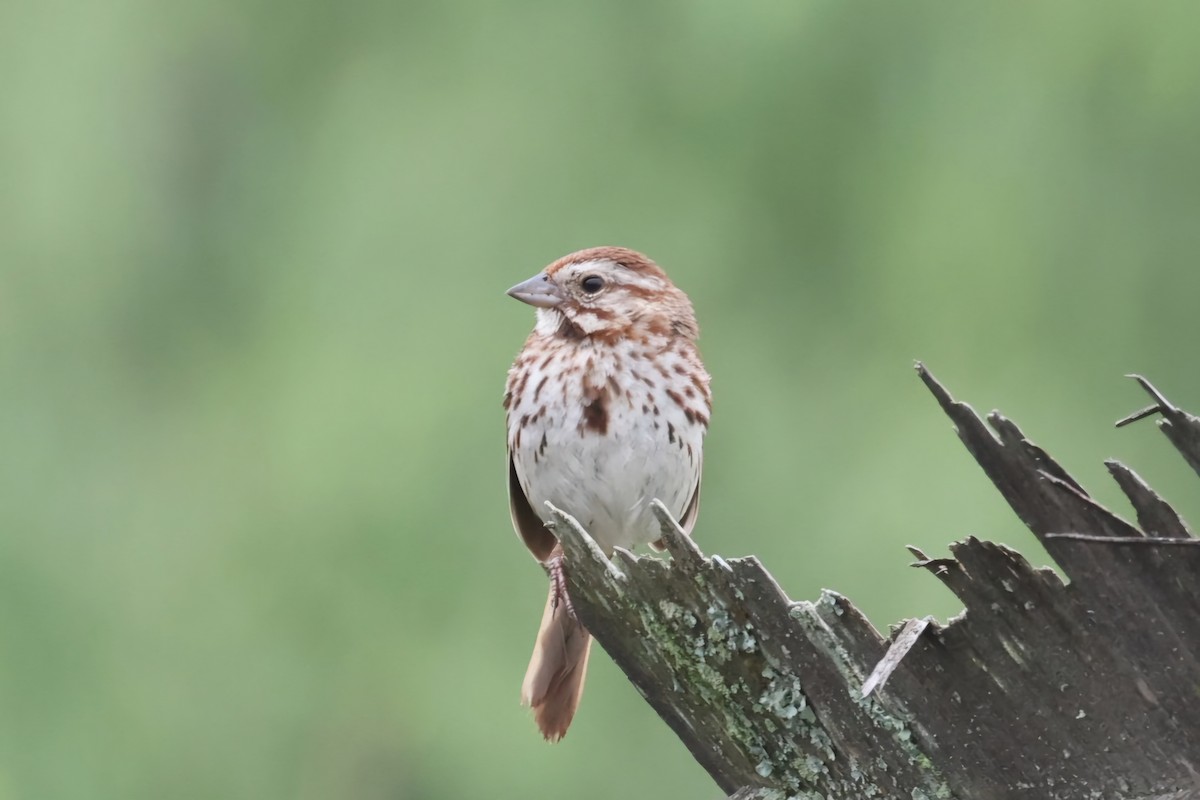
2,2 -> 1199,798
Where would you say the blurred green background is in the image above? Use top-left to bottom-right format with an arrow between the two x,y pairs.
3,1 -> 1200,797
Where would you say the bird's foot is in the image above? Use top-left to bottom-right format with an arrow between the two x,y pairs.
548,555 -> 576,619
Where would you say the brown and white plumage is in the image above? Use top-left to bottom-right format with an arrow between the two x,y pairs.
503,246 -> 711,740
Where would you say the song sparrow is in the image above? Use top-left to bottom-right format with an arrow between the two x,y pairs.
503,246 -> 711,740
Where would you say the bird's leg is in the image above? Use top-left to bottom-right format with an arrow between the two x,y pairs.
548,553 -> 576,619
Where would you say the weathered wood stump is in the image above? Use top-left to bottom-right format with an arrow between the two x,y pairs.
548,365 -> 1200,800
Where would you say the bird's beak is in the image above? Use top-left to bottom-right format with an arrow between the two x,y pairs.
506,271 -> 565,308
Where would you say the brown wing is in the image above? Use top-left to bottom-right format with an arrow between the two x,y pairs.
509,454 -> 557,562
650,468 -> 702,551
678,474 -> 702,534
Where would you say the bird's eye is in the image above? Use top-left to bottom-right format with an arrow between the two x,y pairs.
581,275 -> 605,294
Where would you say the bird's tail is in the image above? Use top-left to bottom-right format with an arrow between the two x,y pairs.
520,582 -> 591,741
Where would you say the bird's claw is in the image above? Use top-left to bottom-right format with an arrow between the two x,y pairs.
548,555 -> 576,619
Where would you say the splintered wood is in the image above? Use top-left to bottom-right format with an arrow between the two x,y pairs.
549,366 -> 1200,800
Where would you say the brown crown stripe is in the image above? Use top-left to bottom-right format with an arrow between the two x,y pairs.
545,246 -> 668,279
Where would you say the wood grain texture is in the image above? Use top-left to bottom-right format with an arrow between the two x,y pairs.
544,366 -> 1200,800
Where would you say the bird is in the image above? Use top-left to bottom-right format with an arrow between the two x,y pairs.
503,246 -> 711,740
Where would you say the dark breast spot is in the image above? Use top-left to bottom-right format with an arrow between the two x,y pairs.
581,394 -> 609,435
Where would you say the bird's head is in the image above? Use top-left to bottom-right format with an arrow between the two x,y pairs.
507,247 -> 698,342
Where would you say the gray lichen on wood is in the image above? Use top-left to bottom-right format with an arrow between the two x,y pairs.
548,366 -> 1200,800
549,500 -> 951,799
